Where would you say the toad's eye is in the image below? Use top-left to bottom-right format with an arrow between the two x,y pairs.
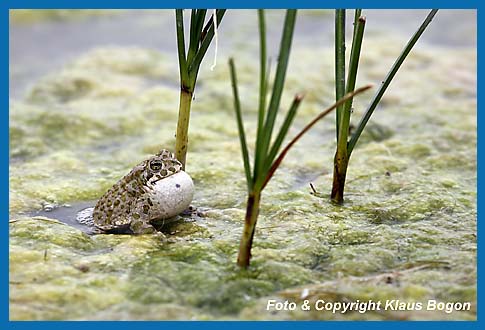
149,160 -> 163,171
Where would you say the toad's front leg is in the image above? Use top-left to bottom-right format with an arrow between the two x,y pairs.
129,198 -> 159,234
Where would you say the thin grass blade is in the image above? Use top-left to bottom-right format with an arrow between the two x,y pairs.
259,9 -> 298,162
200,9 -> 217,40
229,58 -> 253,191
175,9 -> 189,84
347,9 -> 438,155
352,9 -> 362,37
187,10 -> 207,65
345,12 -> 365,98
264,94 -> 303,173
194,9 -> 207,42
187,9 -> 198,64
189,9 -> 226,77
189,9 -> 197,37
253,9 -> 268,182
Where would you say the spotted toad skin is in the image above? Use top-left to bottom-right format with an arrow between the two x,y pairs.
93,149 -> 182,234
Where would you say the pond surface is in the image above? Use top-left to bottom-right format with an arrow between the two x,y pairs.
9,9 -> 476,320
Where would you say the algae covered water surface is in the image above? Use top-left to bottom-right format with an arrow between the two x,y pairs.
9,10 -> 476,320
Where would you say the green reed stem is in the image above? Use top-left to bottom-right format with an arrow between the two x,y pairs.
337,15 -> 365,154
331,10 -> 366,205
175,9 -> 226,169
334,9 -> 346,141
347,9 -> 438,155
230,10 -> 299,268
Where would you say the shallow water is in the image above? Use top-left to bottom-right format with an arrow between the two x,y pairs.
31,201 -> 96,233
9,9 -> 476,320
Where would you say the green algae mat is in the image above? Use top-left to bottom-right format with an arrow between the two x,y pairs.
9,10 -> 476,320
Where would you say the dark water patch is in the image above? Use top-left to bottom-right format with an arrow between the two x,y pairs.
29,201 -> 98,234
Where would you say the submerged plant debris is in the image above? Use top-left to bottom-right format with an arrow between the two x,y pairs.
9,10 -> 476,320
